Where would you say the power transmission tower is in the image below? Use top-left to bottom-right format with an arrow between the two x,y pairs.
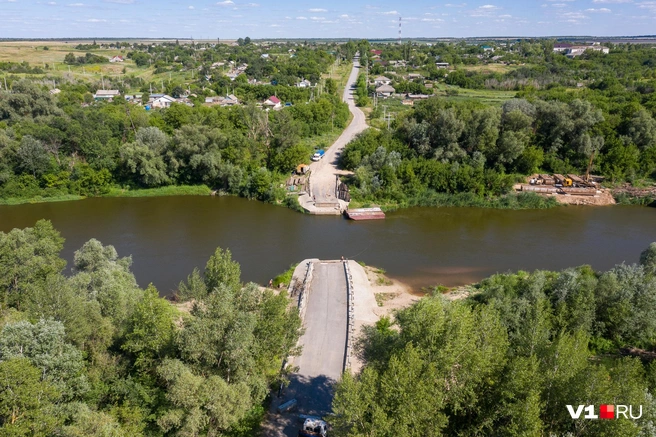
398,16 -> 402,45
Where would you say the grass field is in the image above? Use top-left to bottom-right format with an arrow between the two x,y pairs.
104,185 -> 213,198
0,40 -> 201,93
461,63 -> 519,74
432,83 -> 517,105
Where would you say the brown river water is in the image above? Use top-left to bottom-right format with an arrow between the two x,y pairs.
1,196 -> 655,295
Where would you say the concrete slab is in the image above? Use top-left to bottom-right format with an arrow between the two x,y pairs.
294,262 -> 348,381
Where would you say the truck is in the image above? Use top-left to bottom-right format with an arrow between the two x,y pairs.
298,418 -> 327,437
311,150 -> 325,161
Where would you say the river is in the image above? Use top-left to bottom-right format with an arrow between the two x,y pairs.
1,196 -> 655,294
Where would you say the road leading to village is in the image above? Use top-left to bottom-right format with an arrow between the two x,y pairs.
299,57 -> 368,214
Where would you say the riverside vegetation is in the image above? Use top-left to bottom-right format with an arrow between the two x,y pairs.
332,242 -> 656,437
1,39 -> 655,209
3,225 -> 656,436
340,39 -> 656,209
0,40 -> 354,206
0,220 -> 302,436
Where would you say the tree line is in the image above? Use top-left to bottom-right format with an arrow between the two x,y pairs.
332,243 -> 656,436
0,220 -> 302,436
0,80 -> 349,204
339,93 -> 656,208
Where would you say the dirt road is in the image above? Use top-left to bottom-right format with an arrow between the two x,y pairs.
299,57 -> 368,214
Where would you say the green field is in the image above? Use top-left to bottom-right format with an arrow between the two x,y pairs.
0,40 -> 204,93
432,83 -> 518,105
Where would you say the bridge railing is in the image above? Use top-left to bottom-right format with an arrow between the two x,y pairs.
343,260 -> 355,373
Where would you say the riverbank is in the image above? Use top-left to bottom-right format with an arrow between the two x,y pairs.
348,191 -> 561,212
0,185 -> 213,206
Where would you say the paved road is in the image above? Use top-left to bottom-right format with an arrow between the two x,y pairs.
294,262 -> 348,382
300,57 -> 368,213
263,261 -> 347,437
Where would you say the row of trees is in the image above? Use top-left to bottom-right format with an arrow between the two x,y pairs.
64,52 -> 108,65
332,243 -> 656,436
0,80 -> 349,203
0,220 -> 302,436
340,94 -> 656,207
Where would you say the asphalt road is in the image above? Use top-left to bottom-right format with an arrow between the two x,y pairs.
283,262 -> 348,424
308,57 -> 368,206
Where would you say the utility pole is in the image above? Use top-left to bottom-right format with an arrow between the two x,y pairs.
101,73 -> 105,90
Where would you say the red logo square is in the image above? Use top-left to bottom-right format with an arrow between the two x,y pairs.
600,404 -> 614,420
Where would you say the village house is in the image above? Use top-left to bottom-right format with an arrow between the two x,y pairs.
263,95 -> 282,109
566,44 -> 610,57
553,43 -> 573,53
109,56 -> 124,63
49,88 -> 61,95
373,76 -> 391,87
296,79 -> 312,88
435,62 -> 450,69
406,73 -> 424,80
151,95 -> 176,109
375,84 -> 395,98
204,95 -> 240,107
94,90 -> 120,101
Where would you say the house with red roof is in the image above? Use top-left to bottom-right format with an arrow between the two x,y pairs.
263,95 -> 282,109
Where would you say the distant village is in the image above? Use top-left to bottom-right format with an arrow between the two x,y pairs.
42,38 -> 613,112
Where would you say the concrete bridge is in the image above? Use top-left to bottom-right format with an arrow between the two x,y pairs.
261,259 -> 378,437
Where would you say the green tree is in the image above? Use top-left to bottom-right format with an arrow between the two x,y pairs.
204,247 -> 241,292
122,285 -> 177,373
0,358 -> 61,435
0,220 -> 66,310
16,135 -> 50,177
640,242 -> 656,276
0,319 -> 88,401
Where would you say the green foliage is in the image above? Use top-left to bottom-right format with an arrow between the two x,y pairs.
0,223 -> 303,436
272,263 -> 297,287
335,243 -> 656,436
0,358 -> 61,435
204,247 -> 241,292
0,219 -> 66,310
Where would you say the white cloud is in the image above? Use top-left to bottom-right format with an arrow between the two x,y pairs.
188,5 -> 194,9
479,4 -> 498,8
47,1 -> 56,4
637,1 -> 656,9
104,0 -> 134,3
593,0 -> 631,2
296,16 -> 307,19
586,7 -> 612,11
67,2 -> 84,6
87,18 -> 107,22
308,7 -> 327,12
340,14 -> 349,18
381,10 -> 398,15
216,0 -> 233,4
444,2 -> 467,6
309,16 -> 325,20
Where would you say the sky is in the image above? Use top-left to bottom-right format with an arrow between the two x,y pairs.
2,0 -> 656,39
